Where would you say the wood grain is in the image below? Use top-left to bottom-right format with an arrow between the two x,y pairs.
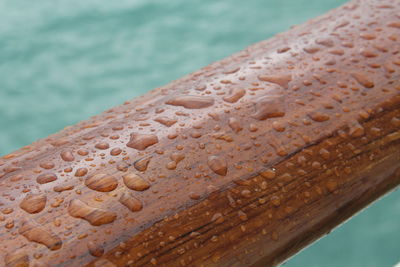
0,0 -> 399,266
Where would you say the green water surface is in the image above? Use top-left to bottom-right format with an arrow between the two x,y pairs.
0,0 -> 399,266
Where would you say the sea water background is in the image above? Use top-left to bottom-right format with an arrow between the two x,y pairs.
0,0 -> 399,266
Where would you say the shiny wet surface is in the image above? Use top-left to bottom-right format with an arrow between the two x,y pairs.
0,0 -> 399,266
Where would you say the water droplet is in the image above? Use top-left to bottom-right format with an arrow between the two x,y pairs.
170,152 -> 185,164
190,131 -> 202,138
348,121 -> 365,137
39,162 -> 54,170
150,258 -> 157,266
78,149 -> 89,156
326,180 -> 338,193
166,95 -> 214,109
213,132 -> 233,142
223,88 -> 246,103
359,32 -> 376,40
116,162 -> 129,172
277,46 -> 291,53
249,123 -> 258,132
223,67 -> 240,74
126,133 -> 158,150
241,189 -> 251,198
260,169 -> 276,179
319,148 -> 330,160
211,213 -> 224,224
95,142 -> 110,150
119,192 -> 143,212
208,156 -> 227,176
270,196 -> 281,206
53,184 -> 74,192
238,210 -> 248,221
303,46 -> 320,54
123,173 -> 150,191
60,151 -> 74,162
315,38 -> 334,47
387,21 -> 400,29
312,161 -> 321,169
252,95 -> 285,120
257,74 -> 291,89
85,173 -> 118,192
154,116 -> 177,127
5,218 -> 14,229
75,168 -> 88,177
68,199 -> 117,226
360,49 -> 377,58
228,117 -> 243,133
308,112 -> 330,122
19,220 -> 62,250
20,194 -> 46,214
271,231 -> 279,241
189,192 -> 201,200
2,207 -> 13,214
88,241 -> 104,257
272,121 -> 285,132
110,148 -> 122,156
36,173 -> 57,184
10,175 -> 22,182
391,117 -> 400,127
94,259 -> 116,267
350,72 -> 374,88
4,250 -> 29,267
134,156 -> 152,172
165,161 -> 176,170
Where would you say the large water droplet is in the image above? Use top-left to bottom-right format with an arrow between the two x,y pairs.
228,117 -> 243,133
85,173 -> 118,192
166,95 -> 214,109
110,148 -> 122,156
326,180 -> 338,193
68,199 -> 117,226
252,95 -> 285,120
88,241 -> 104,257
20,194 -> 46,214
154,117 -> 177,127
351,72 -> 374,88
208,156 -> 227,176
348,121 -> 365,137
308,112 -> 330,122
315,38 -> 334,47
257,74 -> 291,89
75,168 -> 88,177
95,142 -> 110,150
134,156 -> 152,172
387,21 -> 400,29
223,67 -> 240,74
260,169 -> 276,179
4,250 -> 29,267
126,133 -> 158,150
94,259 -> 116,267
123,173 -> 150,191
19,220 -> 62,251
119,192 -> 143,212
223,89 -> 246,103
36,173 -> 57,184
39,162 -> 55,170
60,151 -> 75,162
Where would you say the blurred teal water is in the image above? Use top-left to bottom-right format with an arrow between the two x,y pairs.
0,0 -> 399,266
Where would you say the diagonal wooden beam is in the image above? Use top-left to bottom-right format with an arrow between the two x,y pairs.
0,0 -> 399,266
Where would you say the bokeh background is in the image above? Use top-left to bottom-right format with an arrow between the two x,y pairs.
0,0 -> 399,266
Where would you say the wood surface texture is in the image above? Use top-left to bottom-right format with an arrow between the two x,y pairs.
0,0 -> 399,266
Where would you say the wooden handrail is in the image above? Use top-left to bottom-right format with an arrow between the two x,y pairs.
0,0 -> 399,266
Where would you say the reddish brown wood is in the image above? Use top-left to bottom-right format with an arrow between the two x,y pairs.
0,0 -> 399,266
